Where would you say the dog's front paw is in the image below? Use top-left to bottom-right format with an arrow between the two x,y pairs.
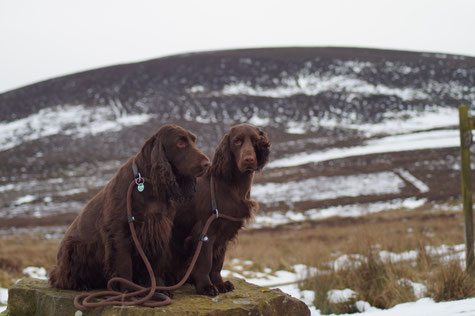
197,284 -> 219,296
223,280 -> 235,292
216,280 -> 235,293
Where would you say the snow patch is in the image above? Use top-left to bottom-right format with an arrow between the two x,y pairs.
425,244 -> 465,267
286,121 -> 307,134
327,288 -> 358,303
0,105 -> 154,151
0,287 -> 7,304
22,266 -> 47,279
223,260 -> 318,313
355,300 -> 375,312
320,106 -> 459,136
251,210 -> 307,228
395,169 -> 430,193
268,129 -> 459,168
251,198 -> 427,229
252,172 -> 405,204
13,195 -> 36,205
361,297 -> 475,316
398,279 -> 427,298
221,74 -> 428,101
0,183 -> 15,193
187,85 -> 205,93
400,198 -> 427,209
332,254 -> 366,270
379,250 -> 419,263
248,114 -> 270,127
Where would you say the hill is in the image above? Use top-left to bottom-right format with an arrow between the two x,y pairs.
0,47 -> 474,232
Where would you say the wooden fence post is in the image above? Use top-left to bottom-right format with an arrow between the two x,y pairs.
459,105 -> 474,273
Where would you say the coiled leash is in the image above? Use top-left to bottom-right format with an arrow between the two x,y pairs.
73,165 -> 243,311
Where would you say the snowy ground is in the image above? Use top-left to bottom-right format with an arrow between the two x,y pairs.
220,245 -> 473,316
0,288 -> 6,313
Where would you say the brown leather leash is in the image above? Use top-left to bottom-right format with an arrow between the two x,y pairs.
73,174 -> 243,311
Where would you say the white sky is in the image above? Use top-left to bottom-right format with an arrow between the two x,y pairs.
1,0 -> 474,94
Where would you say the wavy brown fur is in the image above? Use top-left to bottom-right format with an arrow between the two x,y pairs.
49,124 -> 209,291
169,124 -> 270,296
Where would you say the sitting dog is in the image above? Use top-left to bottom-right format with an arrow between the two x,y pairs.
49,124 -> 210,291
169,124 -> 270,296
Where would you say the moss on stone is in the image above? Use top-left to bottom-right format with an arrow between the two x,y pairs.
7,277 -> 309,315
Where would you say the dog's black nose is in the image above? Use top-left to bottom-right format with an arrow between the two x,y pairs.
243,155 -> 255,164
201,159 -> 210,169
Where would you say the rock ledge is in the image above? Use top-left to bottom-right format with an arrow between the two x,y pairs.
5,277 -> 310,315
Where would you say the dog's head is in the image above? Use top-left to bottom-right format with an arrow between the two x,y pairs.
139,124 -> 210,202
211,124 -> 270,180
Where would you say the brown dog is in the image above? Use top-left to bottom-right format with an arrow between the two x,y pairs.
49,124 -> 210,291
169,123 -> 270,296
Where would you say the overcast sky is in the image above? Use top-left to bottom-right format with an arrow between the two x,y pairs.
1,0 -> 474,94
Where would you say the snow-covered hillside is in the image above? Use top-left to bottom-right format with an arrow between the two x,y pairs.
0,47 -> 473,229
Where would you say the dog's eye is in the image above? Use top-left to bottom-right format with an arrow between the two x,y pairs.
177,140 -> 187,148
234,139 -> 242,146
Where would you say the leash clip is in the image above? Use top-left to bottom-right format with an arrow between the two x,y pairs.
200,234 -> 209,242
212,209 -> 219,218
127,214 -> 135,223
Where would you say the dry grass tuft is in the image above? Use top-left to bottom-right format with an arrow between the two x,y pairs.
301,238 -> 475,314
303,240 -> 418,314
427,261 -> 475,301
0,235 -> 59,287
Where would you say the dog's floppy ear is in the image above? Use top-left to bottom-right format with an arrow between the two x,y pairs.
210,132 -> 233,180
139,135 -> 155,165
255,128 -> 270,171
148,137 -> 180,201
